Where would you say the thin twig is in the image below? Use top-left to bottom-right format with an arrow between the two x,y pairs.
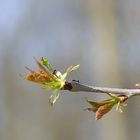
64,81 -> 140,98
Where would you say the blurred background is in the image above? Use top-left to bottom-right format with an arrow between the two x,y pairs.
1,0 -> 140,140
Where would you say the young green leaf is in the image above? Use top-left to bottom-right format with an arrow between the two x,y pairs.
24,57 -> 80,106
49,89 -> 60,106
86,95 -> 127,120
41,57 -> 53,72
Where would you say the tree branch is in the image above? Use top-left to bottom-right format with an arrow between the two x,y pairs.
64,81 -> 140,98
24,58 -> 140,120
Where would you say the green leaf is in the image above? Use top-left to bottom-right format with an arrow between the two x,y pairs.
71,64 -> 80,71
41,57 -> 53,72
62,64 -> 80,80
66,65 -> 80,74
25,57 -> 80,105
49,90 -> 60,106
116,101 -> 127,113
86,99 -> 100,107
